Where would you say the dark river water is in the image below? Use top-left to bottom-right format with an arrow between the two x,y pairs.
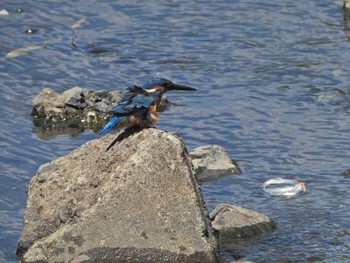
1,0 -> 350,262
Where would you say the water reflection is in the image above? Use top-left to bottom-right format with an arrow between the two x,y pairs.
32,122 -> 87,140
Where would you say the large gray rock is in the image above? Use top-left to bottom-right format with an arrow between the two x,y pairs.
210,203 -> 275,240
189,145 -> 240,182
17,128 -> 219,263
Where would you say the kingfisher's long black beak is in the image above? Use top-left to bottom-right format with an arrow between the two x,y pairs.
169,83 -> 196,91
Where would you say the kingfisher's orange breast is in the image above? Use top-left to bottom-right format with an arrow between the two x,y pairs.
149,104 -> 157,113
149,104 -> 159,123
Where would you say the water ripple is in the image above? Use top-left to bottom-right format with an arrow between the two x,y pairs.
1,0 -> 350,261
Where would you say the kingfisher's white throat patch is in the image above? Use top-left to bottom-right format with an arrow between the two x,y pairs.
145,88 -> 157,93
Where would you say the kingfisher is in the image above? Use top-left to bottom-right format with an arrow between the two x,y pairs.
98,77 -> 196,135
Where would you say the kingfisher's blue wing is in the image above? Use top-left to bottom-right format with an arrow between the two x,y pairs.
111,94 -> 155,117
98,116 -> 121,135
99,86 -> 156,135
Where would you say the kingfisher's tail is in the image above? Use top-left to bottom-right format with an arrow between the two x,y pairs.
99,116 -> 120,135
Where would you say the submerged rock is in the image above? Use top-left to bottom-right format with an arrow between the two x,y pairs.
341,168 -> 350,178
210,203 -> 276,240
189,145 -> 240,182
31,87 -> 121,139
17,128 -> 219,263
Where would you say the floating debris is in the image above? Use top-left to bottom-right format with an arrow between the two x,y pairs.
263,178 -> 306,196
70,16 -> 86,29
0,9 -> 9,16
16,8 -> 24,13
4,45 -> 43,59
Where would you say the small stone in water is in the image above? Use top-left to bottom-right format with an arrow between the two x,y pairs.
341,169 -> 350,178
25,29 -> 38,34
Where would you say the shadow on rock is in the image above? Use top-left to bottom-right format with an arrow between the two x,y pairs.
106,126 -> 145,151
